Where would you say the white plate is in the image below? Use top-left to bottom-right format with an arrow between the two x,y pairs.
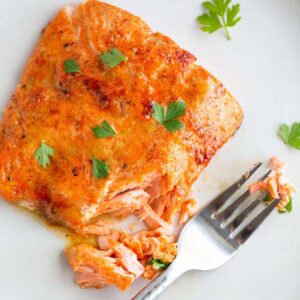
0,0 -> 300,299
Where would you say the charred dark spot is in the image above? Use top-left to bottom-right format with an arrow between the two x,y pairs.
51,206 -> 56,215
63,43 -> 69,48
195,148 -> 215,165
142,100 -> 153,117
60,30 -> 64,34
84,79 -> 109,108
72,167 -> 78,176
7,176 -> 12,181
36,186 -> 50,202
22,84 -> 27,89
122,163 -> 127,169
21,134 -> 26,139
62,89 -> 68,95
175,50 -> 196,70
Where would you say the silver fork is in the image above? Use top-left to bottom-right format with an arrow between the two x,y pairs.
132,161 -> 280,300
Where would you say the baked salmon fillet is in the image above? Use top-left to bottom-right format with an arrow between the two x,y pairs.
0,0 -> 243,291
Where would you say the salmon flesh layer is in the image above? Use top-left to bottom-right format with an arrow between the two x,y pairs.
0,0 -> 243,291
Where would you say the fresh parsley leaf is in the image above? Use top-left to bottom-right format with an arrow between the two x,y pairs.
263,193 -> 271,203
279,123 -> 300,150
197,0 -> 241,40
34,142 -> 55,168
152,100 -> 187,133
64,59 -> 80,73
165,100 -> 187,121
279,124 -> 289,143
285,198 -> 293,212
152,102 -> 166,124
278,198 -> 293,214
147,259 -> 171,270
226,3 -> 241,27
197,12 -> 222,34
92,121 -> 116,138
92,158 -> 109,179
99,48 -> 127,68
164,119 -> 184,133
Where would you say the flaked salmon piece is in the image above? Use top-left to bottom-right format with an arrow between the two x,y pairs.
75,265 -> 107,288
81,219 -> 111,236
276,174 -> 295,211
136,204 -> 173,234
249,181 -> 266,194
98,231 -> 120,250
266,176 -> 280,199
112,242 -> 145,278
179,199 -> 197,224
140,236 -> 169,256
150,190 -> 175,218
96,190 -> 149,216
248,158 -> 295,212
160,189 -> 183,222
145,176 -> 162,201
152,240 -> 177,263
145,175 -> 169,202
121,230 -> 176,261
119,232 -> 144,259
65,244 -> 135,291
150,195 -> 167,217
269,156 -> 287,173
143,264 -> 158,280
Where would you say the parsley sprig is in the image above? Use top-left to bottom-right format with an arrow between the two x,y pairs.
146,259 -> 171,270
197,0 -> 241,40
279,122 -> 300,151
99,48 -> 127,68
34,142 -> 55,168
152,100 -> 187,133
64,59 -> 80,73
278,198 -> 293,214
92,158 -> 109,179
263,193 -> 293,214
92,121 -> 116,138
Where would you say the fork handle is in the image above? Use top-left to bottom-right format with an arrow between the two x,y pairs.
132,262 -> 185,300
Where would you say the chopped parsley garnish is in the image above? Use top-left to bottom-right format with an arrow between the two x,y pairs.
263,193 -> 293,214
99,48 -> 127,68
92,158 -> 109,179
146,259 -> 171,270
152,99 -> 187,133
197,0 -> 241,40
34,142 -> 55,168
278,198 -> 293,214
279,122 -> 300,151
263,193 -> 271,203
92,121 -> 116,138
64,59 -> 80,73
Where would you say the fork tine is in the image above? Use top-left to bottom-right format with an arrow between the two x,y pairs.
234,198 -> 281,245
226,199 -> 260,231
207,161 -> 263,213
216,170 -> 272,221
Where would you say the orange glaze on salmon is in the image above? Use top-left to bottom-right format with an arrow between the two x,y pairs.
0,0 -> 243,291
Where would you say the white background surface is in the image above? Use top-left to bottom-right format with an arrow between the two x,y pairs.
0,0 -> 300,299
